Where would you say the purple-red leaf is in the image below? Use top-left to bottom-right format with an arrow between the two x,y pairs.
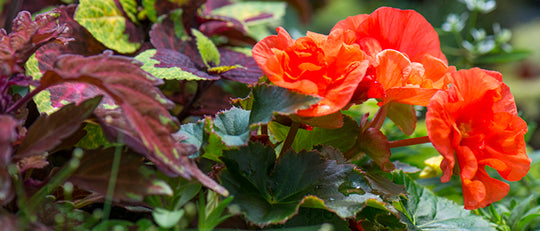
36,5 -> 107,71
0,9 -> 69,75
14,96 -> 102,159
219,48 -> 262,84
0,115 -> 18,205
69,148 -> 173,202
0,115 -> 18,163
36,51 -> 227,195
152,49 -> 219,80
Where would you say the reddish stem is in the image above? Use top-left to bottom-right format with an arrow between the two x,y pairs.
369,104 -> 389,130
388,136 -> 431,149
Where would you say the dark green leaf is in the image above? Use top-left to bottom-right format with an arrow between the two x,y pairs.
393,171 -> 496,230
269,115 -> 360,153
220,142 -> 327,226
244,84 -> 320,125
212,107 -> 251,147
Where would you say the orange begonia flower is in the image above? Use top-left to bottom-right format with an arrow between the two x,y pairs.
426,68 -> 530,210
252,27 -> 369,117
332,7 -> 453,106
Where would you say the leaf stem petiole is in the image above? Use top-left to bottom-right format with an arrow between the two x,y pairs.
388,136 -> 431,148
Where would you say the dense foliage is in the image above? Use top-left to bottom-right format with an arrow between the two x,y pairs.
0,0 -> 536,230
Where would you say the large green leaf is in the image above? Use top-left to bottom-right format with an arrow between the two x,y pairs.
393,171 -> 496,230
268,115 -> 361,153
177,108 -> 250,161
219,143 -> 400,226
75,0 -> 141,53
219,142 -> 326,226
212,107 -> 251,147
135,49 -> 206,81
240,84 -> 320,125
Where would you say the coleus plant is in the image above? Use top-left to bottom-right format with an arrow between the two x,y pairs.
0,0 -> 531,231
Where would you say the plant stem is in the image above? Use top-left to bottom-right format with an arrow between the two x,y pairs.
102,134 -> 123,221
6,85 -> 45,114
27,148 -> 83,214
280,121 -> 301,156
369,104 -> 389,130
388,136 -> 431,149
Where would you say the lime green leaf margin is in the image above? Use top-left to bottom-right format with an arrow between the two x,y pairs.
75,0 -> 141,53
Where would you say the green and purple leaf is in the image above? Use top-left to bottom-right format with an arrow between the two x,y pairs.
69,148 -> 173,202
36,5 -> 108,71
14,96 -> 102,159
34,50 -> 226,195
74,0 -> 142,54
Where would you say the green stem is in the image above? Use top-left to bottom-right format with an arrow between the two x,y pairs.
102,134 -> 123,221
280,121 -> 301,156
388,136 -> 431,149
27,149 -> 83,214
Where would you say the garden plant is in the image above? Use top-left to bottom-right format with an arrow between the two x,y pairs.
0,0 -> 538,230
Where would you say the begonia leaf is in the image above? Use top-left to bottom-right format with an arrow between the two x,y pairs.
219,142 -> 325,226
393,171 -> 496,230
220,143 -> 396,225
242,84 -> 320,125
386,102 -> 416,136
36,51 -> 227,195
212,107 -> 250,147
69,148 -> 173,202
268,115 -> 360,153
192,29 -> 220,67
0,9 -> 69,75
74,0 -> 142,54
14,96 -> 102,159
177,108 -> 250,161
135,49 -> 207,81
202,117 -> 230,162
348,127 -> 394,172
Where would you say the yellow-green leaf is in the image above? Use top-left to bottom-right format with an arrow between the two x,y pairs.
75,0 -> 141,53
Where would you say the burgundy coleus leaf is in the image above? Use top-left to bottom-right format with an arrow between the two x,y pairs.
69,148 -> 173,202
35,51 -> 227,195
181,0 -> 207,34
152,48 -> 219,80
14,96 -> 102,159
0,9 -> 69,76
219,48 -> 262,84
0,115 -> 18,163
197,14 -> 256,46
36,4 -> 108,71
0,115 -> 18,205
